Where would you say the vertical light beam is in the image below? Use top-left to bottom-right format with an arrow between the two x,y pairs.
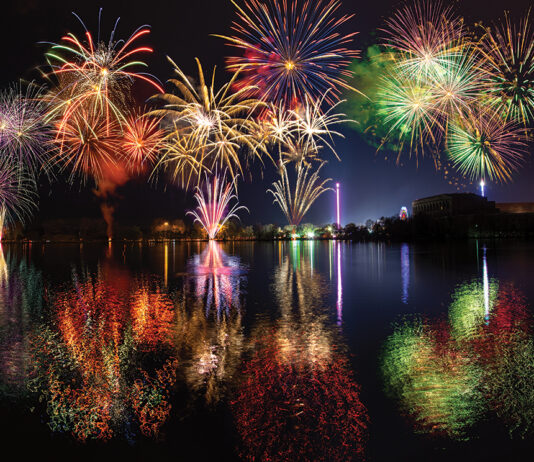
480,180 -> 485,197
336,182 -> 340,228
483,245 -> 490,323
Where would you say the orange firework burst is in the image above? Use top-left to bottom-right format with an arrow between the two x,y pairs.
50,108 -> 122,183
122,114 -> 165,174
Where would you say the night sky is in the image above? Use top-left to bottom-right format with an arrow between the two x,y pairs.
2,0 -> 532,227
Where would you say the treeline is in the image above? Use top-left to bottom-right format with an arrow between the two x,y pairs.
3,218 -> 352,241
4,212 -> 534,242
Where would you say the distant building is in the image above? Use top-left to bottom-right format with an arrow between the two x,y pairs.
496,203 -> 534,214
412,193 -> 496,217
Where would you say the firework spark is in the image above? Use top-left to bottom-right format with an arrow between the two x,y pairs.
187,170 -> 248,239
216,0 -> 359,108
254,93 -> 350,167
267,160 -> 332,226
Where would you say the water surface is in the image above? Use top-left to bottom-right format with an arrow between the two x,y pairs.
1,240 -> 534,461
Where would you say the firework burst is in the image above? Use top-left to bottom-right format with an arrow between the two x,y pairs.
43,11 -> 163,137
0,83 -> 50,174
0,158 -> 38,240
187,170 -> 248,239
122,113 -> 165,174
447,110 -> 527,183
254,93 -> 350,167
377,72 -> 442,158
254,102 -> 295,147
150,57 -> 264,189
382,1 -> 465,80
267,160 -> 332,226
50,108 -> 122,183
429,48 -> 484,122
286,94 -> 350,163
216,0 -> 359,108
479,10 -> 534,125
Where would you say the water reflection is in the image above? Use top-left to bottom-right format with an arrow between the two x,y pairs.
0,245 -> 7,283
186,241 -> 246,316
336,241 -> 343,324
482,245 -> 490,322
400,243 -> 409,304
272,247 -> 334,363
232,242 -> 368,461
233,330 -> 368,462
28,263 -> 178,441
178,241 -> 246,404
3,240 -> 533,458
382,278 -> 534,440
0,247 -> 43,390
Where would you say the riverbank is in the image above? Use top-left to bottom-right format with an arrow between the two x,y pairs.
3,211 -> 534,243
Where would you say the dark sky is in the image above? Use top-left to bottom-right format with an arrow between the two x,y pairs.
2,0 -> 532,227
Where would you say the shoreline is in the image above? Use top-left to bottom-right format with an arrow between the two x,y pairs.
2,235 -> 534,244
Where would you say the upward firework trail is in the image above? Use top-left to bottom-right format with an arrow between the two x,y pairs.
267,161 -> 332,226
217,0 -> 360,108
188,171 -> 248,239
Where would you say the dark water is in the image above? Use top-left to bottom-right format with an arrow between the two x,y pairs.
1,240 -> 534,461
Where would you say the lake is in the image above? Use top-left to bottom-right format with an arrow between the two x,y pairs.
1,240 -> 534,461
